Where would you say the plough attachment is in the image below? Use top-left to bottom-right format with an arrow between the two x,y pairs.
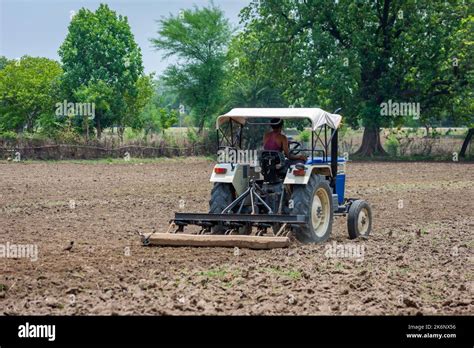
143,233 -> 290,249
142,213 -> 308,249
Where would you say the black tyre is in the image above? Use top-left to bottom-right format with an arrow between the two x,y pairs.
290,174 -> 334,243
209,183 -> 234,234
347,200 -> 372,239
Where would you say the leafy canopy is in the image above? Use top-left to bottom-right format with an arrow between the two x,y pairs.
151,4 -> 232,131
59,3 -> 145,135
239,0 -> 472,129
0,56 -> 62,132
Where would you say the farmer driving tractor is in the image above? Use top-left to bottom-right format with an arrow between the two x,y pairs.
263,118 -> 307,163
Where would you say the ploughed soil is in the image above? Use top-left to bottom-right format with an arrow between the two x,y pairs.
0,158 -> 472,315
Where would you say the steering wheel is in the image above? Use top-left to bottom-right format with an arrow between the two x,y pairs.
288,141 -> 303,156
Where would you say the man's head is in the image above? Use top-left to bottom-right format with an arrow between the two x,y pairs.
270,118 -> 283,130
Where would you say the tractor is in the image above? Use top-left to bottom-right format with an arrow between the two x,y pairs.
142,108 -> 372,249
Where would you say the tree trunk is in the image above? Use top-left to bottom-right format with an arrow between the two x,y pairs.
354,125 -> 388,157
197,107 -> 209,134
118,127 -> 124,144
83,115 -> 89,141
26,113 -> 35,133
424,124 -> 430,137
460,128 -> 473,158
197,118 -> 205,134
96,115 -> 102,139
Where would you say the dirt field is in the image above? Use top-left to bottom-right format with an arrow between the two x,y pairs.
0,158 -> 472,315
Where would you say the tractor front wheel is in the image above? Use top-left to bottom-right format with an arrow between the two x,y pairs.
347,200 -> 372,239
290,174 -> 333,243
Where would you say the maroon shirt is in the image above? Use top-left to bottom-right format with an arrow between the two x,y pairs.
264,131 -> 283,151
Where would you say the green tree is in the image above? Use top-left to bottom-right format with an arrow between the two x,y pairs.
121,74 -> 155,139
74,80 -> 114,139
240,0 -> 471,156
0,56 -> 62,132
0,56 -> 11,70
224,33 -> 285,109
224,77 -> 285,109
451,14 -> 473,157
137,80 -> 179,136
139,102 -> 161,136
59,3 -> 144,138
158,108 -> 179,135
151,4 -> 231,132
399,5 -> 473,137
137,103 -> 178,137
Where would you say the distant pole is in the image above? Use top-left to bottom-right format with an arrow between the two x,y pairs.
179,104 -> 185,127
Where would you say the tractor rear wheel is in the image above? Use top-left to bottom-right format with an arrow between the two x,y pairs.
209,183 -> 234,234
290,174 -> 333,243
347,200 -> 372,239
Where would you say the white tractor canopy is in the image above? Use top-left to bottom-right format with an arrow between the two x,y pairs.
216,108 -> 342,130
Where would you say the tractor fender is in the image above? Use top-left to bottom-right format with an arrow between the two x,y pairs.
210,163 -> 248,196
284,164 -> 332,185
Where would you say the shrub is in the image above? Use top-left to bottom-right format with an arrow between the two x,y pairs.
124,128 -> 143,141
298,129 -> 311,143
186,127 -> 199,144
0,130 -> 18,142
56,128 -> 80,144
385,135 -> 400,157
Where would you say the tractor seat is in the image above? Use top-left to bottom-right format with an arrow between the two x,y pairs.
259,150 -> 288,183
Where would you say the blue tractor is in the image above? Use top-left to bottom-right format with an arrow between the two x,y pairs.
143,108 -> 372,249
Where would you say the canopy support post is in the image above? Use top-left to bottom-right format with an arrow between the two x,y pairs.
331,128 -> 338,189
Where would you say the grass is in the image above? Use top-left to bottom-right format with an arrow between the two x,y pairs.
197,268 -> 242,289
198,266 -> 302,283
197,267 -> 240,279
43,200 -> 67,208
265,267 -> 302,280
198,269 -> 229,278
1,156 -> 213,165
2,125 -> 472,163
416,222 -> 448,233
4,153 -> 471,164
349,154 -> 473,162
398,267 -> 410,275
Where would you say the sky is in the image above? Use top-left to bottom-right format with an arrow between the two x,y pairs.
0,0 -> 249,74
